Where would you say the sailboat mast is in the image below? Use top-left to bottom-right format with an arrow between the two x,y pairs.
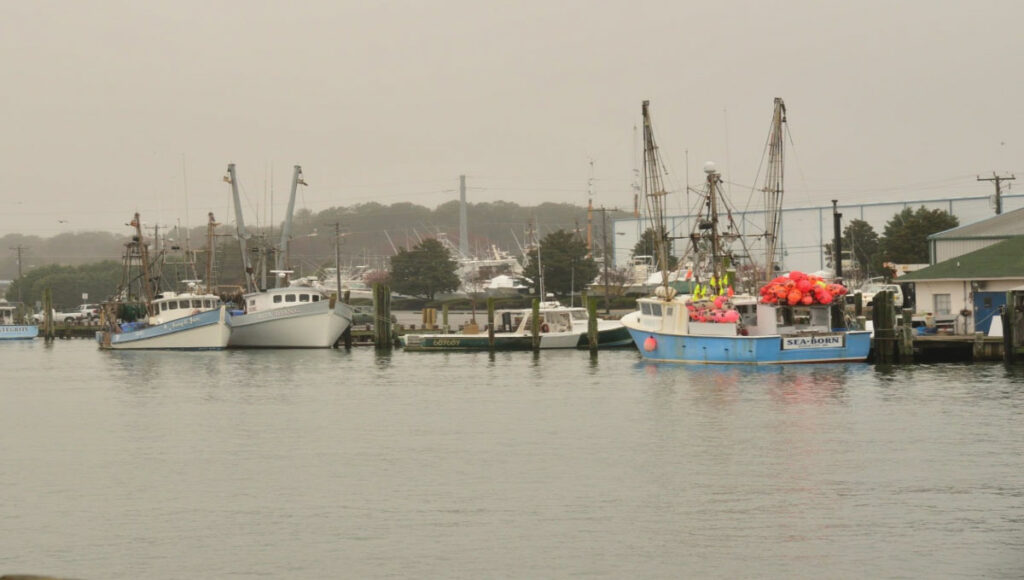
641,100 -> 670,293
762,97 -> 786,281
276,165 -> 304,287
225,163 -> 256,293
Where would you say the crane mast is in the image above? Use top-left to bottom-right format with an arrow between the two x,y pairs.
225,163 -> 256,293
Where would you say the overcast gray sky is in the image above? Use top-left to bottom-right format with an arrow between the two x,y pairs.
2,0 -> 1022,237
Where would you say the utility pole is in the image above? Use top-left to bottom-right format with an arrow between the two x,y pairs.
977,173 -> 1015,215
9,245 -> 27,303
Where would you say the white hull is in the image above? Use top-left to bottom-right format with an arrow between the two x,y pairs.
100,307 -> 230,350
229,301 -> 353,348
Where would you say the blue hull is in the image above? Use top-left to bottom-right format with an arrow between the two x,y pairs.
96,308 -> 229,350
0,325 -> 39,340
627,327 -> 871,364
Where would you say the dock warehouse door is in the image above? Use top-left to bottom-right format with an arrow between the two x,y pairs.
973,291 -> 1007,334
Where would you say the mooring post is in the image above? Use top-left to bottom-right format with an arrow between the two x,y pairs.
973,332 -> 986,362
854,291 -> 863,318
442,304 -> 449,333
531,298 -> 541,351
584,291 -> 598,352
487,297 -> 495,351
898,307 -> 915,363
872,290 -> 895,363
1001,305 -> 1014,364
43,287 -> 54,341
373,283 -> 392,349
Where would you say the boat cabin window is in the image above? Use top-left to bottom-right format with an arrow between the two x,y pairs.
666,306 -> 673,317
650,303 -> 662,316
160,302 -> 168,312
299,294 -> 310,302
570,310 -> 588,321
167,301 -> 178,310
777,306 -> 828,328
192,300 -> 202,308
249,299 -> 256,306
273,295 -> 282,303
177,300 -> 188,309
738,304 -> 757,326
311,295 -> 320,302
285,294 -> 297,303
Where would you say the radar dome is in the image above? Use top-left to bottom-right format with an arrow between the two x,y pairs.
703,161 -> 717,174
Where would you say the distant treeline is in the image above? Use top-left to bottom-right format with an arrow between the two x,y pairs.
2,201 -> 630,303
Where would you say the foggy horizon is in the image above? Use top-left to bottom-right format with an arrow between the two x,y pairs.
3,1 -> 1021,238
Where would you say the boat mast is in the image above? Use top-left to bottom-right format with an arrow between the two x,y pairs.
276,165 -> 305,287
706,165 -> 723,283
641,100 -> 671,294
762,97 -> 786,282
205,212 -> 219,292
130,213 -> 156,313
225,163 -> 256,293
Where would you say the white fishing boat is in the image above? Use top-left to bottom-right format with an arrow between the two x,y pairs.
97,213 -> 231,350
400,301 -> 632,351
223,163 -> 353,348
229,286 -> 353,348
621,99 -> 870,364
0,300 -> 38,340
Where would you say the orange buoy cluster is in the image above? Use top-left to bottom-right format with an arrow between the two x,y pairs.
686,295 -> 741,323
759,271 -> 848,306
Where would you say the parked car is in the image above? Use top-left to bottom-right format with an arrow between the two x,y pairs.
76,304 -> 101,321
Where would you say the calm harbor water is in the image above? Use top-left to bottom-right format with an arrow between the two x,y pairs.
2,339 -> 1023,578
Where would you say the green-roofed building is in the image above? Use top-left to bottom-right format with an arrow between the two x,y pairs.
899,236 -> 1024,333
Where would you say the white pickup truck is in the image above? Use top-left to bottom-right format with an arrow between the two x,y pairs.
31,304 -> 100,323
32,309 -> 81,323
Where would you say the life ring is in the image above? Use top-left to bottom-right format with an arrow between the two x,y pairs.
959,308 -> 972,317
540,323 -> 550,333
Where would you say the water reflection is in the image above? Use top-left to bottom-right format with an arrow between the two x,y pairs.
636,362 -> 865,406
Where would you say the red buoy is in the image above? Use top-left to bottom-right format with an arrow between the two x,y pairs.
644,336 -> 657,352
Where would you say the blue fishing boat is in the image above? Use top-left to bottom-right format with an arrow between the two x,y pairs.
621,100 -> 870,364
0,301 -> 38,340
95,213 -> 231,350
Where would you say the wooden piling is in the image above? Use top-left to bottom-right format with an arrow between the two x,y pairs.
373,283 -> 392,349
872,290 -> 896,363
43,288 -> 54,341
898,307 -> 915,363
487,297 -> 495,351
531,299 -> 540,351
442,304 -> 449,333
585,291 -> 598,352
1003,303 -> 1015,364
